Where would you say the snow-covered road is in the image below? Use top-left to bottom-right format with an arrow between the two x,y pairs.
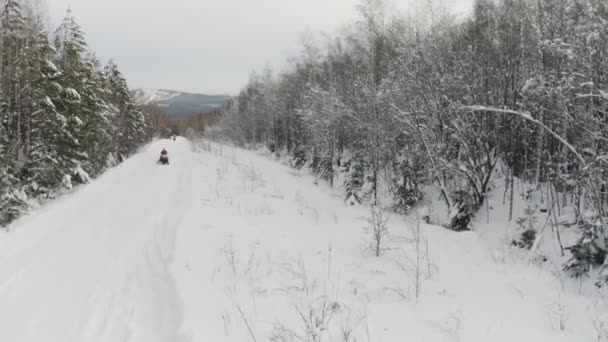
0,139 -> 192,342
0,138 -> 604,342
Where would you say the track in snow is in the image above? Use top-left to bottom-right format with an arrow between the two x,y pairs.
0,138 -> 193,342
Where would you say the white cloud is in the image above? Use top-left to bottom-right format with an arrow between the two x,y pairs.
47,0 -> 472,94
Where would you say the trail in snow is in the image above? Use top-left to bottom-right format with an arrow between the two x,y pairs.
0,138 -> 193,342
0,138 -> 605,342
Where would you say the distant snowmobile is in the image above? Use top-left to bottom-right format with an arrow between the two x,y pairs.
158,148 -> 169,165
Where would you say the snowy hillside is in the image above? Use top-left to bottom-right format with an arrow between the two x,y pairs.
0,138 -> 605,342
131,88 -> 227,118
131,88 -> 182,105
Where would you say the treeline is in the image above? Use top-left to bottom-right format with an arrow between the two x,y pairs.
0,1 -> 149,226
175,109 -> 221,137
137,105 -> 221,138
140,104 -> 174,137
220,0 -> 608,279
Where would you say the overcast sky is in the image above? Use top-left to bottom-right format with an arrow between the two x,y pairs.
46,0 -> 472,95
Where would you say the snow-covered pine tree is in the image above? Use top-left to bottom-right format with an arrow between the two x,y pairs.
0,0 -> 29,224
391,132 -> 424,214
343,145 -> 367,205
104,60 -> 147,162
53,9 -> 111,181
302,86 -> 346,186
0,3 -> 150,227
0,0 -> 27,166
20,17 -> 69,196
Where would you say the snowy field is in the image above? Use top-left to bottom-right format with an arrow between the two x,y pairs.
0,138 -> 606,342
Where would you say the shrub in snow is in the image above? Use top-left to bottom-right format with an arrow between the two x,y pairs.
342,155 -> 366,205
447,190 -> 477,231
0,168 -> 27,227
0,189 -> 28,227
391,163 -> 423,214
513,229 -> 537,250
62,174 -> 73,190
311,150 -> 335,186
417,205 -> 432,224
512,205 -> 538,250
291,147 -> 307,170
105,152 -> 119,168
392,182 -> 423,214
564,220 -> 607,279
271,298 -> 343,342
592,311 -> 608,340
71,164 -> 91,185
391,147 -> 424,214
366,204 -> 390,257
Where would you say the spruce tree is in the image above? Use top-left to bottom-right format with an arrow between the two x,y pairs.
23,20 -> 70,195
53,9 -> 110,181
104,60 -> 147,160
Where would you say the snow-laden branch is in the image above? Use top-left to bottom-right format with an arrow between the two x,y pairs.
460,106 -> 585,164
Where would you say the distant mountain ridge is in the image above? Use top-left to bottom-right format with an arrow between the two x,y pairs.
131,88 -> 227,118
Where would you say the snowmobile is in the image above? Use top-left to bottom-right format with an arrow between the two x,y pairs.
158,149 -> 170,165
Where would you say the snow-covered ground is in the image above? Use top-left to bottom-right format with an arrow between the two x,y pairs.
0,138 -> 606,342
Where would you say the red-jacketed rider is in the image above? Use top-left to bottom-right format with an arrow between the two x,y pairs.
159,148 -> 169,164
